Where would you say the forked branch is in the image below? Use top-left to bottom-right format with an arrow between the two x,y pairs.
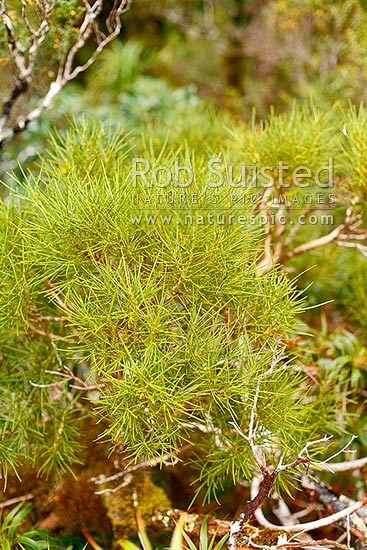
0,0 -> 131,148
228,377 -> 363,550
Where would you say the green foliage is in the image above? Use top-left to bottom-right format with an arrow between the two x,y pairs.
1,1 -> 366,542
120,0 -> 367,115
118,512 -> 228,550
182,516 -> 229,550
0,198 -> 84,479
0,118 -> 348,500
0,503 -> 60,550
0,45 -> 209,188
293,319 -> 367,392
86,41 -> 148,97
118,506 -> 160,550
271,0 -> 367,108
233,105 -> 340,190
283,316 -> 367,472
341,103 -> 367,200
0,348 -> 83,480
338,251 -> 367,331
317,328 -> 367,390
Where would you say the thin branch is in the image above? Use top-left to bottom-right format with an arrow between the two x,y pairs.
317,435 -> 357,469
299,474 -> 367,531
0,0 -> 131,148
20,0 -> 36,36
319,456 -> 367,472
254,492 -> 367,533
253,459 -> 367,541
276,435 -> 333,472
46,367 -> 104,391
0,493 -> 34,509
30,364 -> 104,392
92,445 -> 191,494
0,4 -> 28,77
0,0 -> 56,136
33,315 -> 67,322
283,224 -> 346,261
283,206 -> 317,248
0,79 -> 29,134
269,489 -> 304,527
273,205 -> 289,260
229,385 -> 266,473
229,416 -> 359,549
28,324 -> 71,341
336,240 -> 367,257
64,0 -> 131,81
260,539 -> 349,550
281,198 -> 366,263
44,281 -> 78,314
30,379 -> 66,388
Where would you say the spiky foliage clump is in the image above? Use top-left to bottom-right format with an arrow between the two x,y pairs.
0,120 -> 342,499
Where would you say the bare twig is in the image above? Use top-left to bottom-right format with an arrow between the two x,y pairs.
269,489 -> 303,527
0,0 -> 54,134
32,315 -> 67,322
336,240 -> 367,257
299,474 -> 367,542
281,199 -> 366,264
256,191 -> 367,271
253,462 -> 367,540
253,481 -> 366,534
44,281 -> 78,314
265,539 -> 349,550
92,445 -> 191,494
318,456 -> 367,472
273,205 -> 289,260
283,223 -> 346,261
282,206 -> 317,249
0,0 -> 131,148
228,383 -> 361,550
28,324 -> 71,341
0,493 -> 34,509
30,365 -> 104,392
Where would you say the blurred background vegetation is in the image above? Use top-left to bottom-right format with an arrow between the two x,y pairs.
3,0 -> 367,174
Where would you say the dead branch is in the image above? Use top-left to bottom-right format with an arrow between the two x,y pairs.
282,223 -> 346,262
318,457 -> 367,472
0,493 -> 34,509
92,445 -> 191,494
282,199 -> 367,262
228,379 -> 362,550
151,508 -> 354,550
253,474 -> 366,535
0,0 -> 131,148
299,474 -> 367,542
257,192 -> 367,272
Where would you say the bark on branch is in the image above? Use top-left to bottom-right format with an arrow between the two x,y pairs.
0,0 -> 131,149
